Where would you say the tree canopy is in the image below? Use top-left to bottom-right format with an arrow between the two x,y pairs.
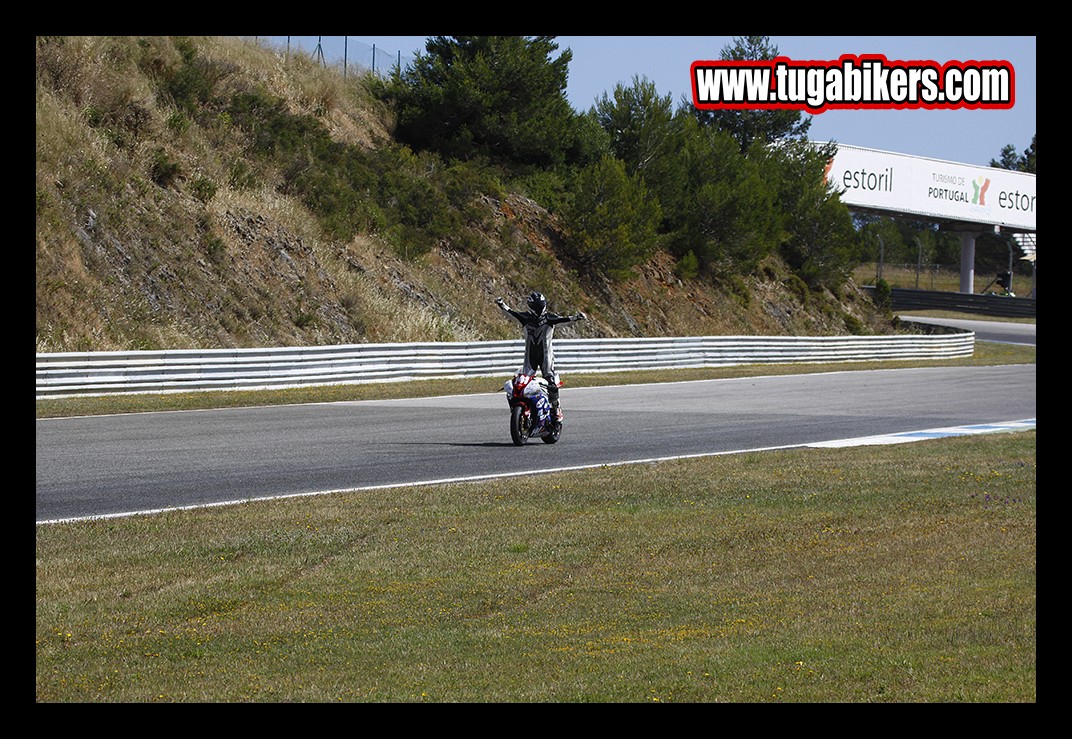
692,36 -> 812,152
561,154 -> 662,279
384,36 -> 587,170
376,35 -> 883,290
990,134 -> 1036,173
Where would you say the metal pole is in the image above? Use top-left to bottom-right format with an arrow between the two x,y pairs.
876,235 -> 884,282
915,238 -> 922,289
344,37 -> 348,77
1007,240 -> 1015,295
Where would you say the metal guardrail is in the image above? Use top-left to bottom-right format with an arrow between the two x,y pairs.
36,333 -> 975,399
863,286 -> 1036,318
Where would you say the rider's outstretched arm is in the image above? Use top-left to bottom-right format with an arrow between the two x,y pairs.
496,297 -> 526,323
549,310 -> 587,325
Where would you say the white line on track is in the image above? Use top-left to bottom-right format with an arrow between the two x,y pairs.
807,418 -> 1036,447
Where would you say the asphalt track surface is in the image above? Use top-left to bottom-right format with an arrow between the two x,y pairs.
898,316 -> 1036,346
36,364 -> 1036,524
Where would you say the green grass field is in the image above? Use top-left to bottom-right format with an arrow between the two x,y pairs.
36,431 -> 1035,702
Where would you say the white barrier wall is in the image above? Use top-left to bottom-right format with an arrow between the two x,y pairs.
35,333 -> 975,399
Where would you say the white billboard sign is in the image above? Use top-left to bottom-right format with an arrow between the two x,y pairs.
821,143 -> 1036,231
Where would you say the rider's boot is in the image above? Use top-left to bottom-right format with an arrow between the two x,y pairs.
548,383 -> 563,425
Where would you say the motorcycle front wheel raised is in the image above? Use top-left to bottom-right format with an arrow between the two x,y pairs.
510,404 -> 529,446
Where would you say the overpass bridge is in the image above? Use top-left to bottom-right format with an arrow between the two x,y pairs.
822,143 -> 1036,295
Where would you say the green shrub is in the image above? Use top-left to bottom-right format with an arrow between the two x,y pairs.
873,277 -> 893,310
843,313 -> 865,335
83,106 -> 105,127
784,273 -> 810,306
674,251 -> 700,280
443,158 -> 506,209
152,37 -> 234,117
149,148 -> 180,187
511,169 -> 570,214
227,159 -> 257,190
166,112 -> 189,134
724,273 -> 751,307
203,233 -> 226,264
190,176 -> 217,203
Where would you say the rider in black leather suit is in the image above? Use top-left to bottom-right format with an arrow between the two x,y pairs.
496,292 -> 587,422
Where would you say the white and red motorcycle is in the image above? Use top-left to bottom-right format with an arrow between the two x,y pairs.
504,372 -> 561,445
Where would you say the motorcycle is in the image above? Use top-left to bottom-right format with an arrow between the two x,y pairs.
503,372 -> 561,445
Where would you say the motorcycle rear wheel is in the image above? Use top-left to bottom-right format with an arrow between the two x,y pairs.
542,421 -> 561,444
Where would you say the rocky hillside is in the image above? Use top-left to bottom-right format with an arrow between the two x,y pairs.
35,36 -> 899,354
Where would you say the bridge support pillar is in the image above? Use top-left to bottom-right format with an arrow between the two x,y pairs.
958,232 -> 978,294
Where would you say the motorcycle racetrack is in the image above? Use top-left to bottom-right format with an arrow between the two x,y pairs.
36,364 -> 1036,524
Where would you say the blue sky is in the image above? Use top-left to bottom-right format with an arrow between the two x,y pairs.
266,36 -> 1035,169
